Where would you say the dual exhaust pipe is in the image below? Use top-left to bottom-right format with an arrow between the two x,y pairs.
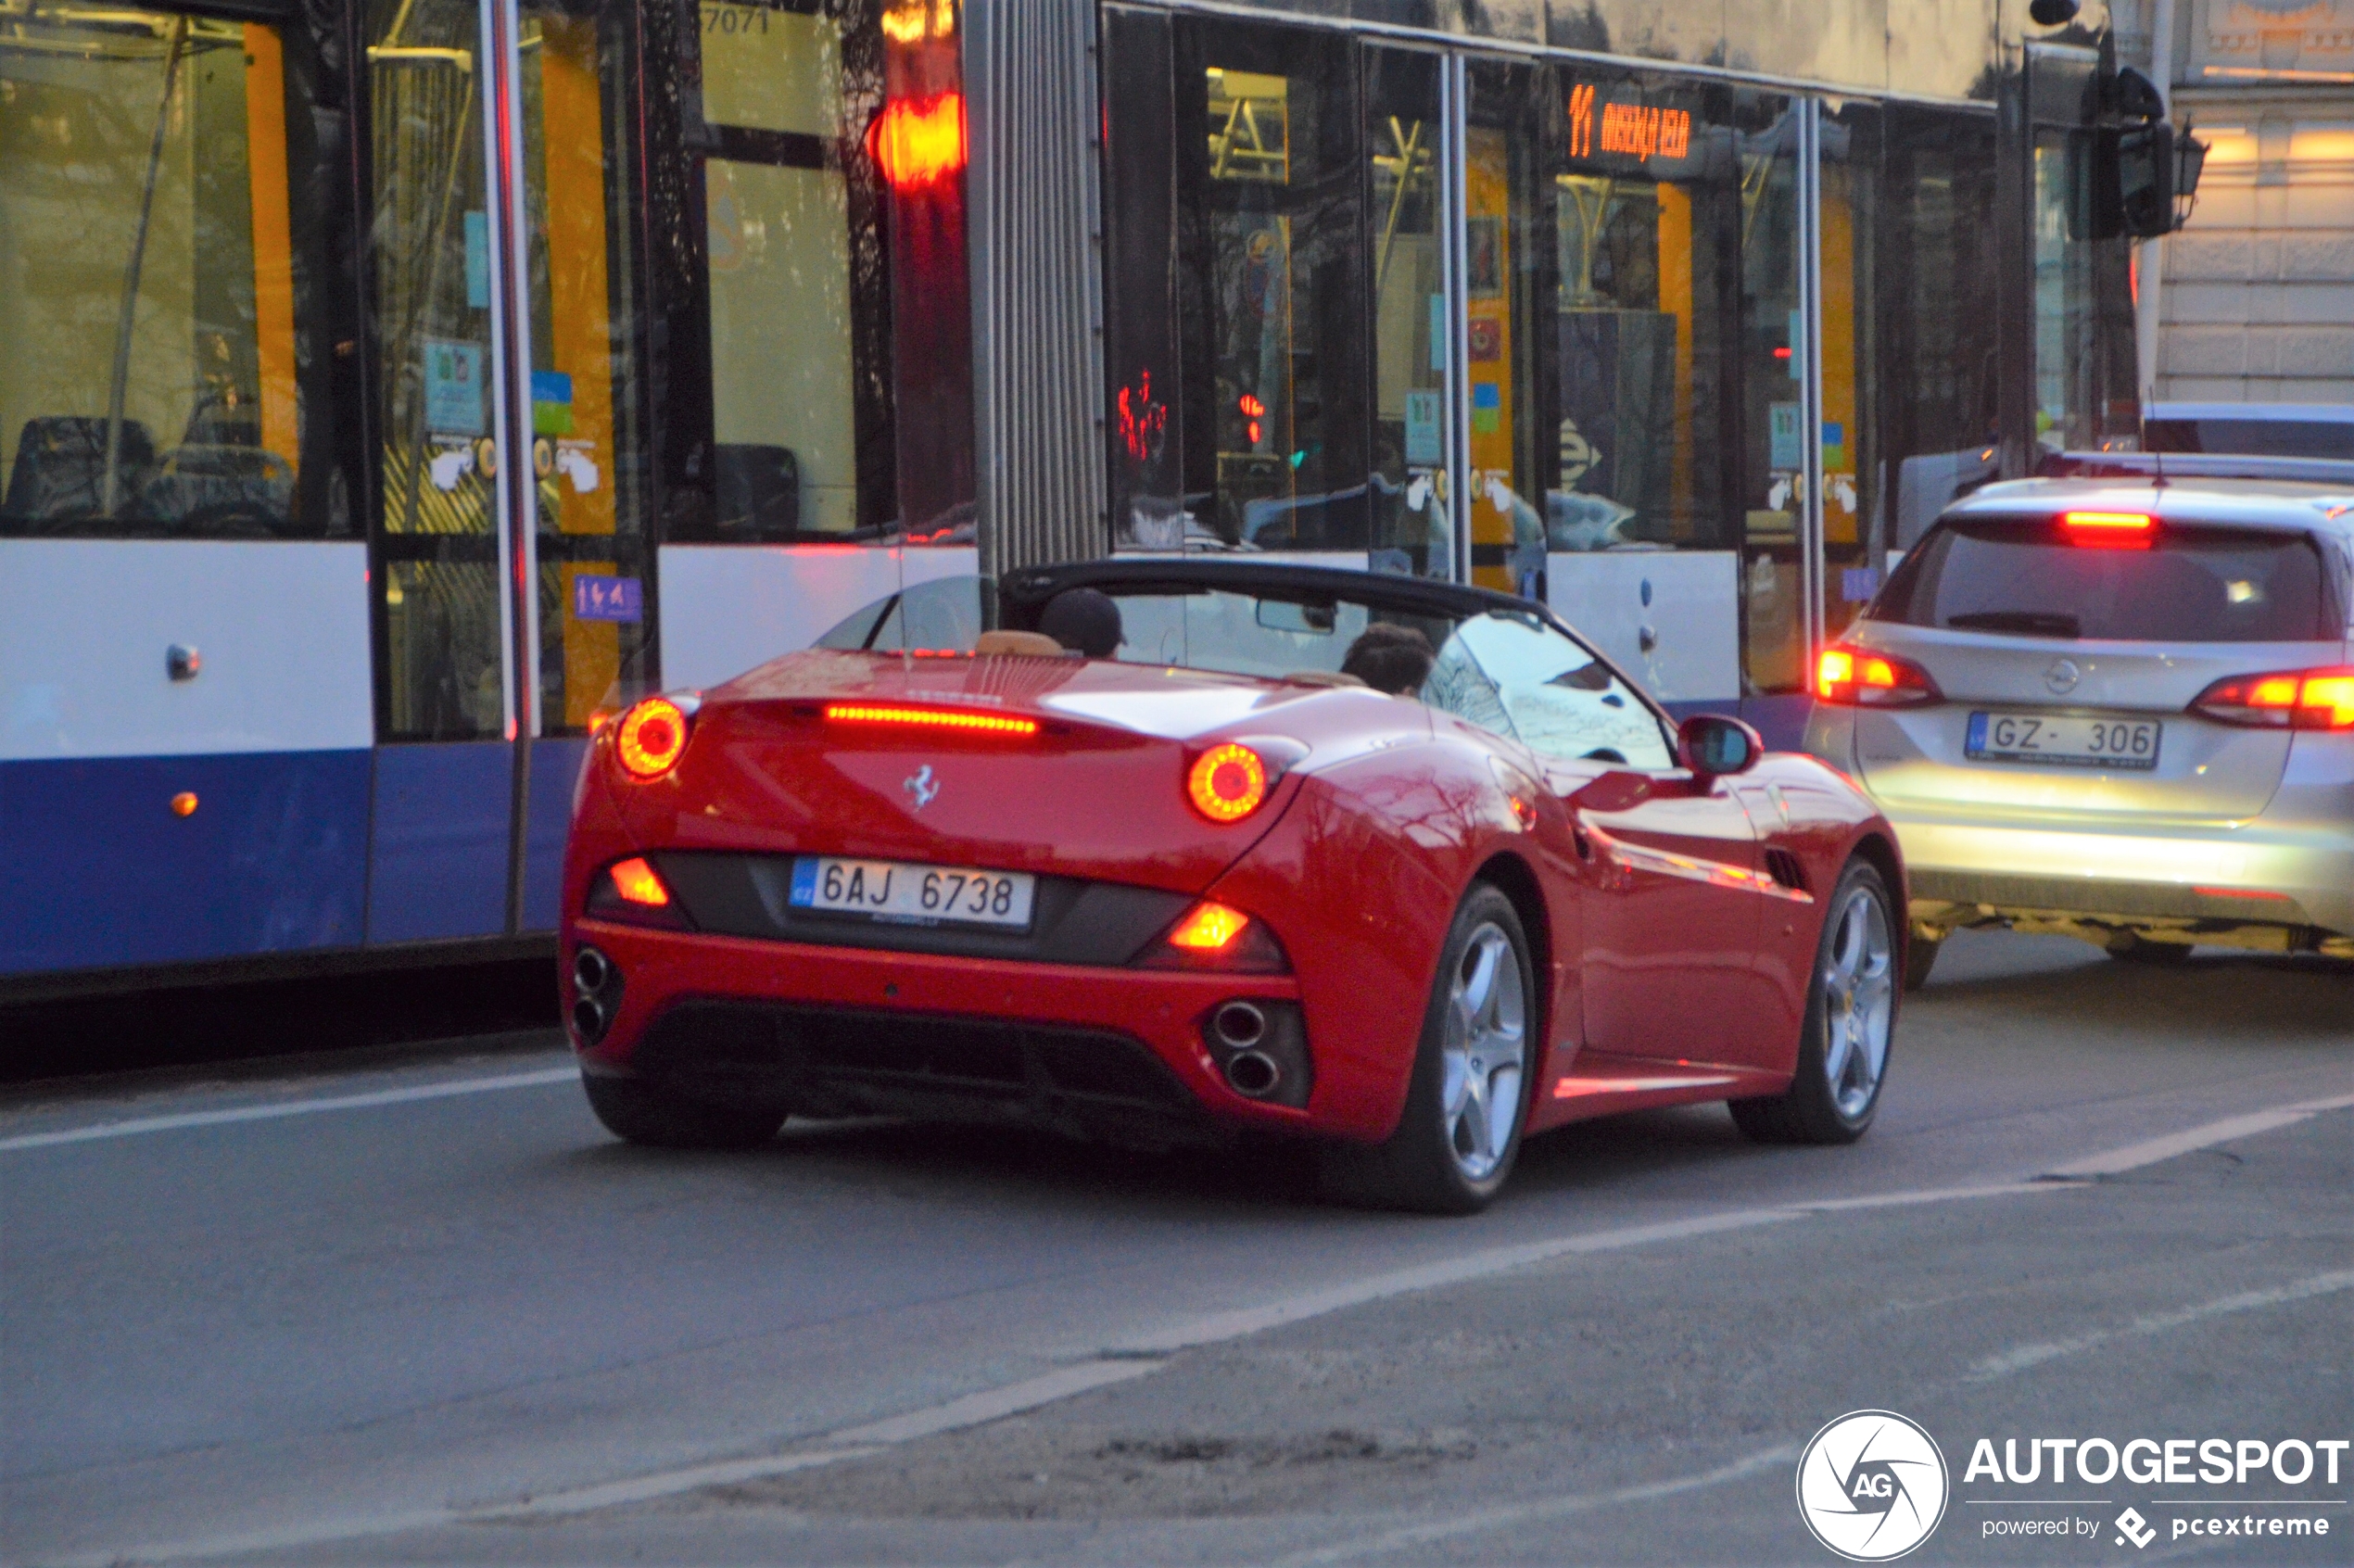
572,945 -> 619,1043
1211,1000 -> 1283,1099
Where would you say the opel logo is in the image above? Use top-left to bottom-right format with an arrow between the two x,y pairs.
903,765 -> 940,811
2044,658 -> 2082,695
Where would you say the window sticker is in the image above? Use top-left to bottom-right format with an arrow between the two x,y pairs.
424,339 -> 486,436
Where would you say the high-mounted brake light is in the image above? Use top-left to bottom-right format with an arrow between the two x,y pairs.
2062,511 -> 2156,549
1187,743 -> 1270,823
824,702 -> 1039,737
1815,645 -> 1941,707
2191,666 -> 2354,730
615,697 -> 690,778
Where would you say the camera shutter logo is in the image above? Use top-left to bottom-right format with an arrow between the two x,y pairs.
1796,1410 -> 1950,1561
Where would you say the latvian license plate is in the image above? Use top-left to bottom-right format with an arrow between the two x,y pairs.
1967,712 -> 2161,770
788,856 -> 1037,929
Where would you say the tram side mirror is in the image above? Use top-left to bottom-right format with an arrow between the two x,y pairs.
1678,714 -> 1763,779
2113,121 -> 2179,238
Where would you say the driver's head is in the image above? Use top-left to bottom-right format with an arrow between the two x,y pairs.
1039,588 -> 1123,659
1341,623 -> 1435,696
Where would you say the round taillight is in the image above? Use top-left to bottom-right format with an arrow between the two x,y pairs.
615,697 -> 689,779
1187,743 -> 1269,824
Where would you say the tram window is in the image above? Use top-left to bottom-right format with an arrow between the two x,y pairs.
1363,47 -> 1448,577
0,7 -> 331,540
1167,20 -> 1366,552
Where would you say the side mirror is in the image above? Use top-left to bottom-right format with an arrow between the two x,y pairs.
1565,770 -> 1655,815
1679,714 -> 1763,779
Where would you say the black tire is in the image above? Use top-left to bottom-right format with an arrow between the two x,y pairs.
2107,931 -> 2194,965
581,1073 -> 787,1149
1730,858 -> 1897,1146
1319,885 -> 1536,1215
1903,929 -> 1943,993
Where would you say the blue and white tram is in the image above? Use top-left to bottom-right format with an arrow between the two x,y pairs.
1,0 -> 2159,998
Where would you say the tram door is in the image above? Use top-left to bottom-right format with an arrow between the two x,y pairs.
364,0 -> 649,941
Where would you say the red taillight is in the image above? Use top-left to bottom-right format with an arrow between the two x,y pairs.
823,703 -> 1039,737
1187,743 -> 1270,823
615,697 -> 690,778
607,856 -> 670,906
585,855 -> 690,929
2061,511 -> 2156,549
1132,900 -> 1289,973
1815,645 -> 1941,707
2190,666 -> 2354,730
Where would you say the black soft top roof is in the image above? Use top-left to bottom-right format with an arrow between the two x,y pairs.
997,556 -> 1549,630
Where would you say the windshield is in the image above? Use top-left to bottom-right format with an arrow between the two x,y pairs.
1090,585 -> 1675,769
1875,519 -> 2338,643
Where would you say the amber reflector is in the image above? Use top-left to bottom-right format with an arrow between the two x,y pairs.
1187,743 -> 1269,823
170,791 -> 198,817
608,856 -> 670,906
615,698 -> 689,778
1166,901 -> 1250,951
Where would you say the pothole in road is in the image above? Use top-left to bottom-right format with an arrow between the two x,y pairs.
684,1425 -> 1483,1521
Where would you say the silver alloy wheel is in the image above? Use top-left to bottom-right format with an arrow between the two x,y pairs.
1441,922 -> 1526,1182
1821,884 -> 1895,1119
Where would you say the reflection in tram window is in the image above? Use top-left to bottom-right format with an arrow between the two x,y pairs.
0,6 -> 328,540
677,0 -> 971,546
1173,23 -> 1363,552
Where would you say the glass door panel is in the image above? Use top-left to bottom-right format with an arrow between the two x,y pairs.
1461,59 -> 1551,597
1363,45 -> 1449,578
1175,19 -> 1365,552
518,0 -> 650,734
1733,95 -> 1804,697
368,0 -> 503,740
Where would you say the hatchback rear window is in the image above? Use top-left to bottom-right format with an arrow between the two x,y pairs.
1876,519 -> 2339,643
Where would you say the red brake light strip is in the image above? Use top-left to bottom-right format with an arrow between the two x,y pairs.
824,702 -> 1039,737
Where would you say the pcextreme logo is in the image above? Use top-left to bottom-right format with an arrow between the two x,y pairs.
1797,1410 -> 1952,1561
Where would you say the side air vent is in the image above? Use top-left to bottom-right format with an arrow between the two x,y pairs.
1765,849 -> 1809,893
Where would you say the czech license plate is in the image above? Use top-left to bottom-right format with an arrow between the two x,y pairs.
788,856 -> 1036,929
1967,712 -> 2161,770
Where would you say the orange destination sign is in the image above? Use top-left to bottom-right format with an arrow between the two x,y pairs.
1567,82 -> 1693,163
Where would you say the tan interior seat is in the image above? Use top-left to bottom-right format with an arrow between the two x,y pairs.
1279,669 -> 1368,688
974,629 -> 1070,658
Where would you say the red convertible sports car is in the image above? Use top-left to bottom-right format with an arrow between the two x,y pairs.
563,560 -> 1905,1212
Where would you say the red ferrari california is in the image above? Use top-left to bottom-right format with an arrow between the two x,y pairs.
562,561 -> 1905,1212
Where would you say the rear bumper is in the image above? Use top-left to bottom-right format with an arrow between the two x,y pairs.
1886,813 -> 2353,945
1806,705 -> 2354,946
564,919 -> 1352,1144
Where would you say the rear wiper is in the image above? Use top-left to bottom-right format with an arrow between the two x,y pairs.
1945,610 -> 2082,639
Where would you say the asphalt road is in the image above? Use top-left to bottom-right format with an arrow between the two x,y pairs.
3,932 -> 2348,1568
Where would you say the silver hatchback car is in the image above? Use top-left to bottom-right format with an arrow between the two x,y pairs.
1804,476 -> 2354,984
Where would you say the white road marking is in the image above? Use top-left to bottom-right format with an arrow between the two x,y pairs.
0,1067 -> 578,1153
37,1094 -> 2353,1566
2038,1092 -> 2354,1180
1970,1269 -> 2354,1381
1269,1443 -> 1801,1565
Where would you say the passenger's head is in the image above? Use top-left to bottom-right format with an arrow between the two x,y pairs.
1340,623 -> 1435,696
1039,588 -> 1123,659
